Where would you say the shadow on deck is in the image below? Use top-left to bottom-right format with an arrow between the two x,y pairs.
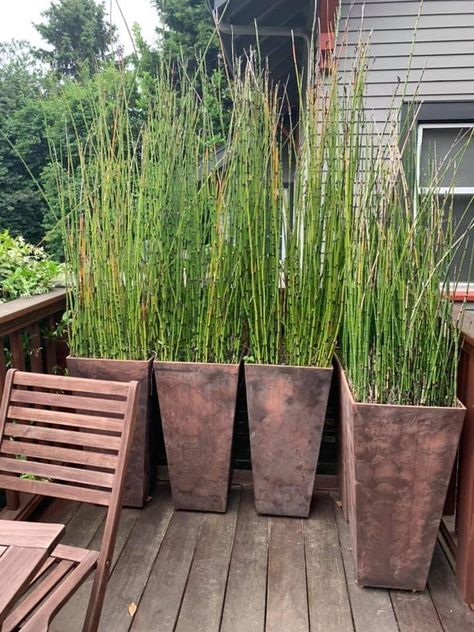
35,484 -> 474,632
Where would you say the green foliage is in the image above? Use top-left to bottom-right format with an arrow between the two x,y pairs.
0,41 -> 48,244
227,55 -> 345,367
0,230 -> 62,302
34,0 -> 117,78
0,2 -> 221,252
147,68 -> 244,363
153,0 -> 218,69
41,65 -> 142,258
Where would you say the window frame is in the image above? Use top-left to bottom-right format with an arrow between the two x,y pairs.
416,122 -> 474,196
403,101 -> 474,300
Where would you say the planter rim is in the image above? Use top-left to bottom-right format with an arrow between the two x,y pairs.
335,354 -> 465,412
244,362 -> 333,372
154,360 -> 239,368
67,354 -> 154,364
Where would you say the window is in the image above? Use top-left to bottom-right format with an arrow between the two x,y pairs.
416,120 -> 474,294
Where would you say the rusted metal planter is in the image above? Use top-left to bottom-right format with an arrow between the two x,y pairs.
67,356 -> 154,508
339,363 -> 466,591
245,363 -> 333,518
154,361 -> 239,513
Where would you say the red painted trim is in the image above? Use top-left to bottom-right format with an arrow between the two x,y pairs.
448,291 -> 474,302
318,0 -> 338,71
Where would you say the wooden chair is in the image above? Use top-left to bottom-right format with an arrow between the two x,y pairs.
0,368 -> 139,632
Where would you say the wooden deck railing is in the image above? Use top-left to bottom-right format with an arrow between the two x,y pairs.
0,289 -> 67,512
453,309 -> 474,605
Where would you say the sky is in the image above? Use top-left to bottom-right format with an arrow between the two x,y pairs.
0,0 -> 161,55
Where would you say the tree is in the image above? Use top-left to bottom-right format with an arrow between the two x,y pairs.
34,0 -> 117,78
153,0 -> 218,70
0,41 -> 47,244
41,65 -> 144,258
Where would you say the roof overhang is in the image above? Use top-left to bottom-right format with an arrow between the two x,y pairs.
212,1 -> 338,105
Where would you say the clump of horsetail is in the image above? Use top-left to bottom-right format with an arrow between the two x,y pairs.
49,60 -> 245,364
339,43 -> 467,407
225,55 -> 286,365
50,75 -> 151,360
146,61 -> 245,364
230,44 -> 355,368
284,40 -> 356,368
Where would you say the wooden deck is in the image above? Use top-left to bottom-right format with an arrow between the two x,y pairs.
35,484 -> 474,632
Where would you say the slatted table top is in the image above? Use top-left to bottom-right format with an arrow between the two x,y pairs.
0,520 -> 64,622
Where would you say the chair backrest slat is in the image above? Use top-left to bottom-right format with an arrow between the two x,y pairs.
1,440 -> 118,470
0,369 -> 138,506
7,406 -> 123,433
4,423 -> 122,450
0,474 -> 111,506
12,372 -> 130,396
9,389 -> 126,415
0,457 -> 115,489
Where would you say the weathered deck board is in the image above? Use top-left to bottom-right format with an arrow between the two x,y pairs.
31,486 -> 474,632
390,590 -> 443,632
175,491 -> 240,632
304,497 -> 353,632
38,497 -> 81,526
428,543 -> 474,632
98,485 -> 173,632
335,505 -> 399,632
266,517 -> 309,632
51,506 -> 141,632
220,489 -> 269,632
61,502 -> 106,548
130,509 -> 206,632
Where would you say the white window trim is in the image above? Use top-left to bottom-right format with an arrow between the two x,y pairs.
417,123 -> 474,197
416,122 -> 474,292
420,187 -> 474,196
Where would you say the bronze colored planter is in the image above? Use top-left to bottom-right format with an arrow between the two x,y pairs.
67,356 -> 154,508
154,361 -> 239,513
245,363 -> 333,518
339,363 -> 465,590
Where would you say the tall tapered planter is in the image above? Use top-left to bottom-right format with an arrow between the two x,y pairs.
339,364 -> 465,590
67,356 -> 154,508
154,361 -> 239,513
245,364 -> 333,518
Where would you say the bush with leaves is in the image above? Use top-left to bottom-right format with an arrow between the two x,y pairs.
0,230 -> 62,302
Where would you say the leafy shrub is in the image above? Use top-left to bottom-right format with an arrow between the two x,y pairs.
0,230 -> 62,302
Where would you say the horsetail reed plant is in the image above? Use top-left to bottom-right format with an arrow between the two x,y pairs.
226,56 -> 286,365
146,63 -> 245,364
283,40 -> 365,368
338,42 -> 471,407
48,58 -> 245,364
49,74 -> 152,361
230,45 -> 359,368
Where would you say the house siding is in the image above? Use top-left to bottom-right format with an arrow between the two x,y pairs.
338,0 -> 474,127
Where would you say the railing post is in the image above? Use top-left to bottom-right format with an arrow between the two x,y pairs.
0,290 -> 67,517
456,343 -> 474,605
45,315 -> 58,374
29,323 -> 44,373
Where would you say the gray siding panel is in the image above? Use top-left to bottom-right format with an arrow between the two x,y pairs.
338,0 -> 474,129
341,1 -> 474,17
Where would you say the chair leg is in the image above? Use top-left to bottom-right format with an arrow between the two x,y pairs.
81,559 -> 112,632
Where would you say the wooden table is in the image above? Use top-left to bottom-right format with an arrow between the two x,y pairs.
0,520 -> 65,623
